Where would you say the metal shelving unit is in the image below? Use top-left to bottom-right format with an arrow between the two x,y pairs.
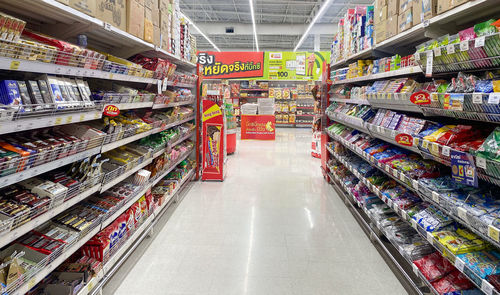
333,66 -> 422,85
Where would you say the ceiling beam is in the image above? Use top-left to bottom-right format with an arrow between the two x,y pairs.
190,23 -> 337,35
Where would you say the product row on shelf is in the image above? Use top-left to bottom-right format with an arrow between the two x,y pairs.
0,0 -> 197,64
326,146 -> 492,295
330,0 -> 500,69
0,122 -> 195,294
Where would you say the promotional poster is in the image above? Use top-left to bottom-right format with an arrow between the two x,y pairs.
240,115 -> 275,140
202,99 -> 225,180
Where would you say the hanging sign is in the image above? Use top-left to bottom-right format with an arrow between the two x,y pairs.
451,150 -> 478,187
103,105 -> 120,117
198,51 -> 264,79
395,134 -> 414,146
410,91 -> 431,105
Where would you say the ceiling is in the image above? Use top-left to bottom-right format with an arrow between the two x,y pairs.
180,0 -> 374,52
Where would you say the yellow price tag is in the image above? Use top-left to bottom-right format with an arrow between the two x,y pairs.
55,117 -> 62,125
80,114 -> 85,121
66,116 -> 73,124
28,277 -> 37,288
10,60 -> 20,70
109,73 -> 114,79
87,281 -> 95,291
489,225 -> 500,242
422,140 -> 429,149
94,112 -> 100,119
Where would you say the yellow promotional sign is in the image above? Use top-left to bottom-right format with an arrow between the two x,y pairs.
202,104 -> 222,122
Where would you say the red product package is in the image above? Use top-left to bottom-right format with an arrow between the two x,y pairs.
413,252 -> 455,282
128,202 -> 141,226
431,270 -> 474,294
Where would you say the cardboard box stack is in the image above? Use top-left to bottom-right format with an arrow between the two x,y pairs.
330,6 -> 374,64
56,0 -> 196,61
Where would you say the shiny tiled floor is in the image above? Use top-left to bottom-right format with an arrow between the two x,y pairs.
111,128 -> 407,295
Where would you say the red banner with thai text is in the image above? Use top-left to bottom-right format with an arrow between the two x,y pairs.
241,115 -> 275,140
198,51 -> 264,79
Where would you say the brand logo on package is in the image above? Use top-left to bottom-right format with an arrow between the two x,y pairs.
395,133 -> 413,146
198,51 -> 264,79
103,105 -> 120,117
410,91 -> 431,105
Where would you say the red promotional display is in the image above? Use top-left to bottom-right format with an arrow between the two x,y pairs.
198,51 -> 264,79
202,99 -> 225,181
103,105 -> 120,117
395,133 -> 414,146
241,115 -> 276,140
410,91 -> 431,105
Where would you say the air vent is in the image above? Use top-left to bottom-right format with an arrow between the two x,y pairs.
225,27 -> 234,34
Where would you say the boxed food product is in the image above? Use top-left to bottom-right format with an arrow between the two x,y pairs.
437,0 -> 451,14
96,0 -> 126,32
386,15 -> 399,38
69,0 -> 97,17
422,0 -> 437,20
388,0 -> 399,16
398,8 -> 413,33
127,0 -> 145,39
375,20 -> 387,42
375,5 -> 388,24
413,0 -> 423,24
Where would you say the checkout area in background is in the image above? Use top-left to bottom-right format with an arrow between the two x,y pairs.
197,50 -> 329,141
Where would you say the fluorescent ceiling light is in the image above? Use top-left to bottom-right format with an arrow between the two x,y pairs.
293,0 -> 332,52
182,13 -> 221,52
249,0 -> 259,51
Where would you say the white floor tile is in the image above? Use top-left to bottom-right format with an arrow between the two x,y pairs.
108,128 -> 407,295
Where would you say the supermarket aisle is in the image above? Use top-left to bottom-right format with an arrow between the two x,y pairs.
110,128 -> 407,295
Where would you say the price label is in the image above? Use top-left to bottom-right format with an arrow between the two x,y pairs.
411,219 -> 417,229
387,199 -> 393,208
74,68 -> 81,76
413,137 -> 420,146
460,40 -> 469,51
157,80 -> 162,94
66,116 -> 73,124
87,280 -> 95,291
393,203 -> 399,212
476,157 -> 487,169
103,22 -> 112,31
400,173 -> 406,182
432,191 -> 440,204
28,277 -> 37,288
431,142 -> 440,154
473,93 -> 483,104
482,280 -> 494,295
162,78 -> 168,91
425,51 -> 433,77
385,166 -> 390,173
412,180 -> 419,191
426,232 -> 434,244
488,225 -> 500,242
391,129 -> 396,138
446,44 -> 455,54
433,47 -> 442,57
457,207 -> 468,221
79,114 -> 85,121
423,19 -> 430,27
441,146 -> 451,157
10,60 -> 20,70
392,169 -> 398,178
422,140 -> 429,149
415,53 -> 420,61
412,263 -> 419,275
94,112 -> 100,119
475,36 -> 485,48
55,66 -> 62,74
55,117 -> 62,125
488,93 -> 500,104
455,258 -> 465,272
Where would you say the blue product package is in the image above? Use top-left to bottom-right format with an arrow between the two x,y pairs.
0,80 -> 22,107
475,80 -> 493,93
457,251 -> 500,279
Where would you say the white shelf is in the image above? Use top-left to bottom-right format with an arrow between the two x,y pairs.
100,184 -> 152,230
0,109 -> 102,135
110,102 -> 154,110
333,66 -> 422,85
330,98 -> 370,105
12,225 -> 102,295
150,116 -> 196,134
329,0 -> 500,68
0,146 -> 101,189
0,183 -> 101,249
169,82 -> 197,88
168,132 -> 194,148
101,130 -> 154,153
100,158 -> 153,192
152,100 -> 195,109
150,151 -> 192,187
0,56 -> 157,84
154,169 -> 195,214
0,0 -> 196,69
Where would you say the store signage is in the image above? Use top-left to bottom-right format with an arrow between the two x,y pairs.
103,105 -> 120,117
202,99 -> 225,181
410,91 -> 431,105
241,115 -> 275,140
264,51 -> 330,81
450,150 -> 478,187
198,51 -> 264,79
395,134 -> 413,146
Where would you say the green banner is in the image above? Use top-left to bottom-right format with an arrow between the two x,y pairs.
263,51 -> 330,81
